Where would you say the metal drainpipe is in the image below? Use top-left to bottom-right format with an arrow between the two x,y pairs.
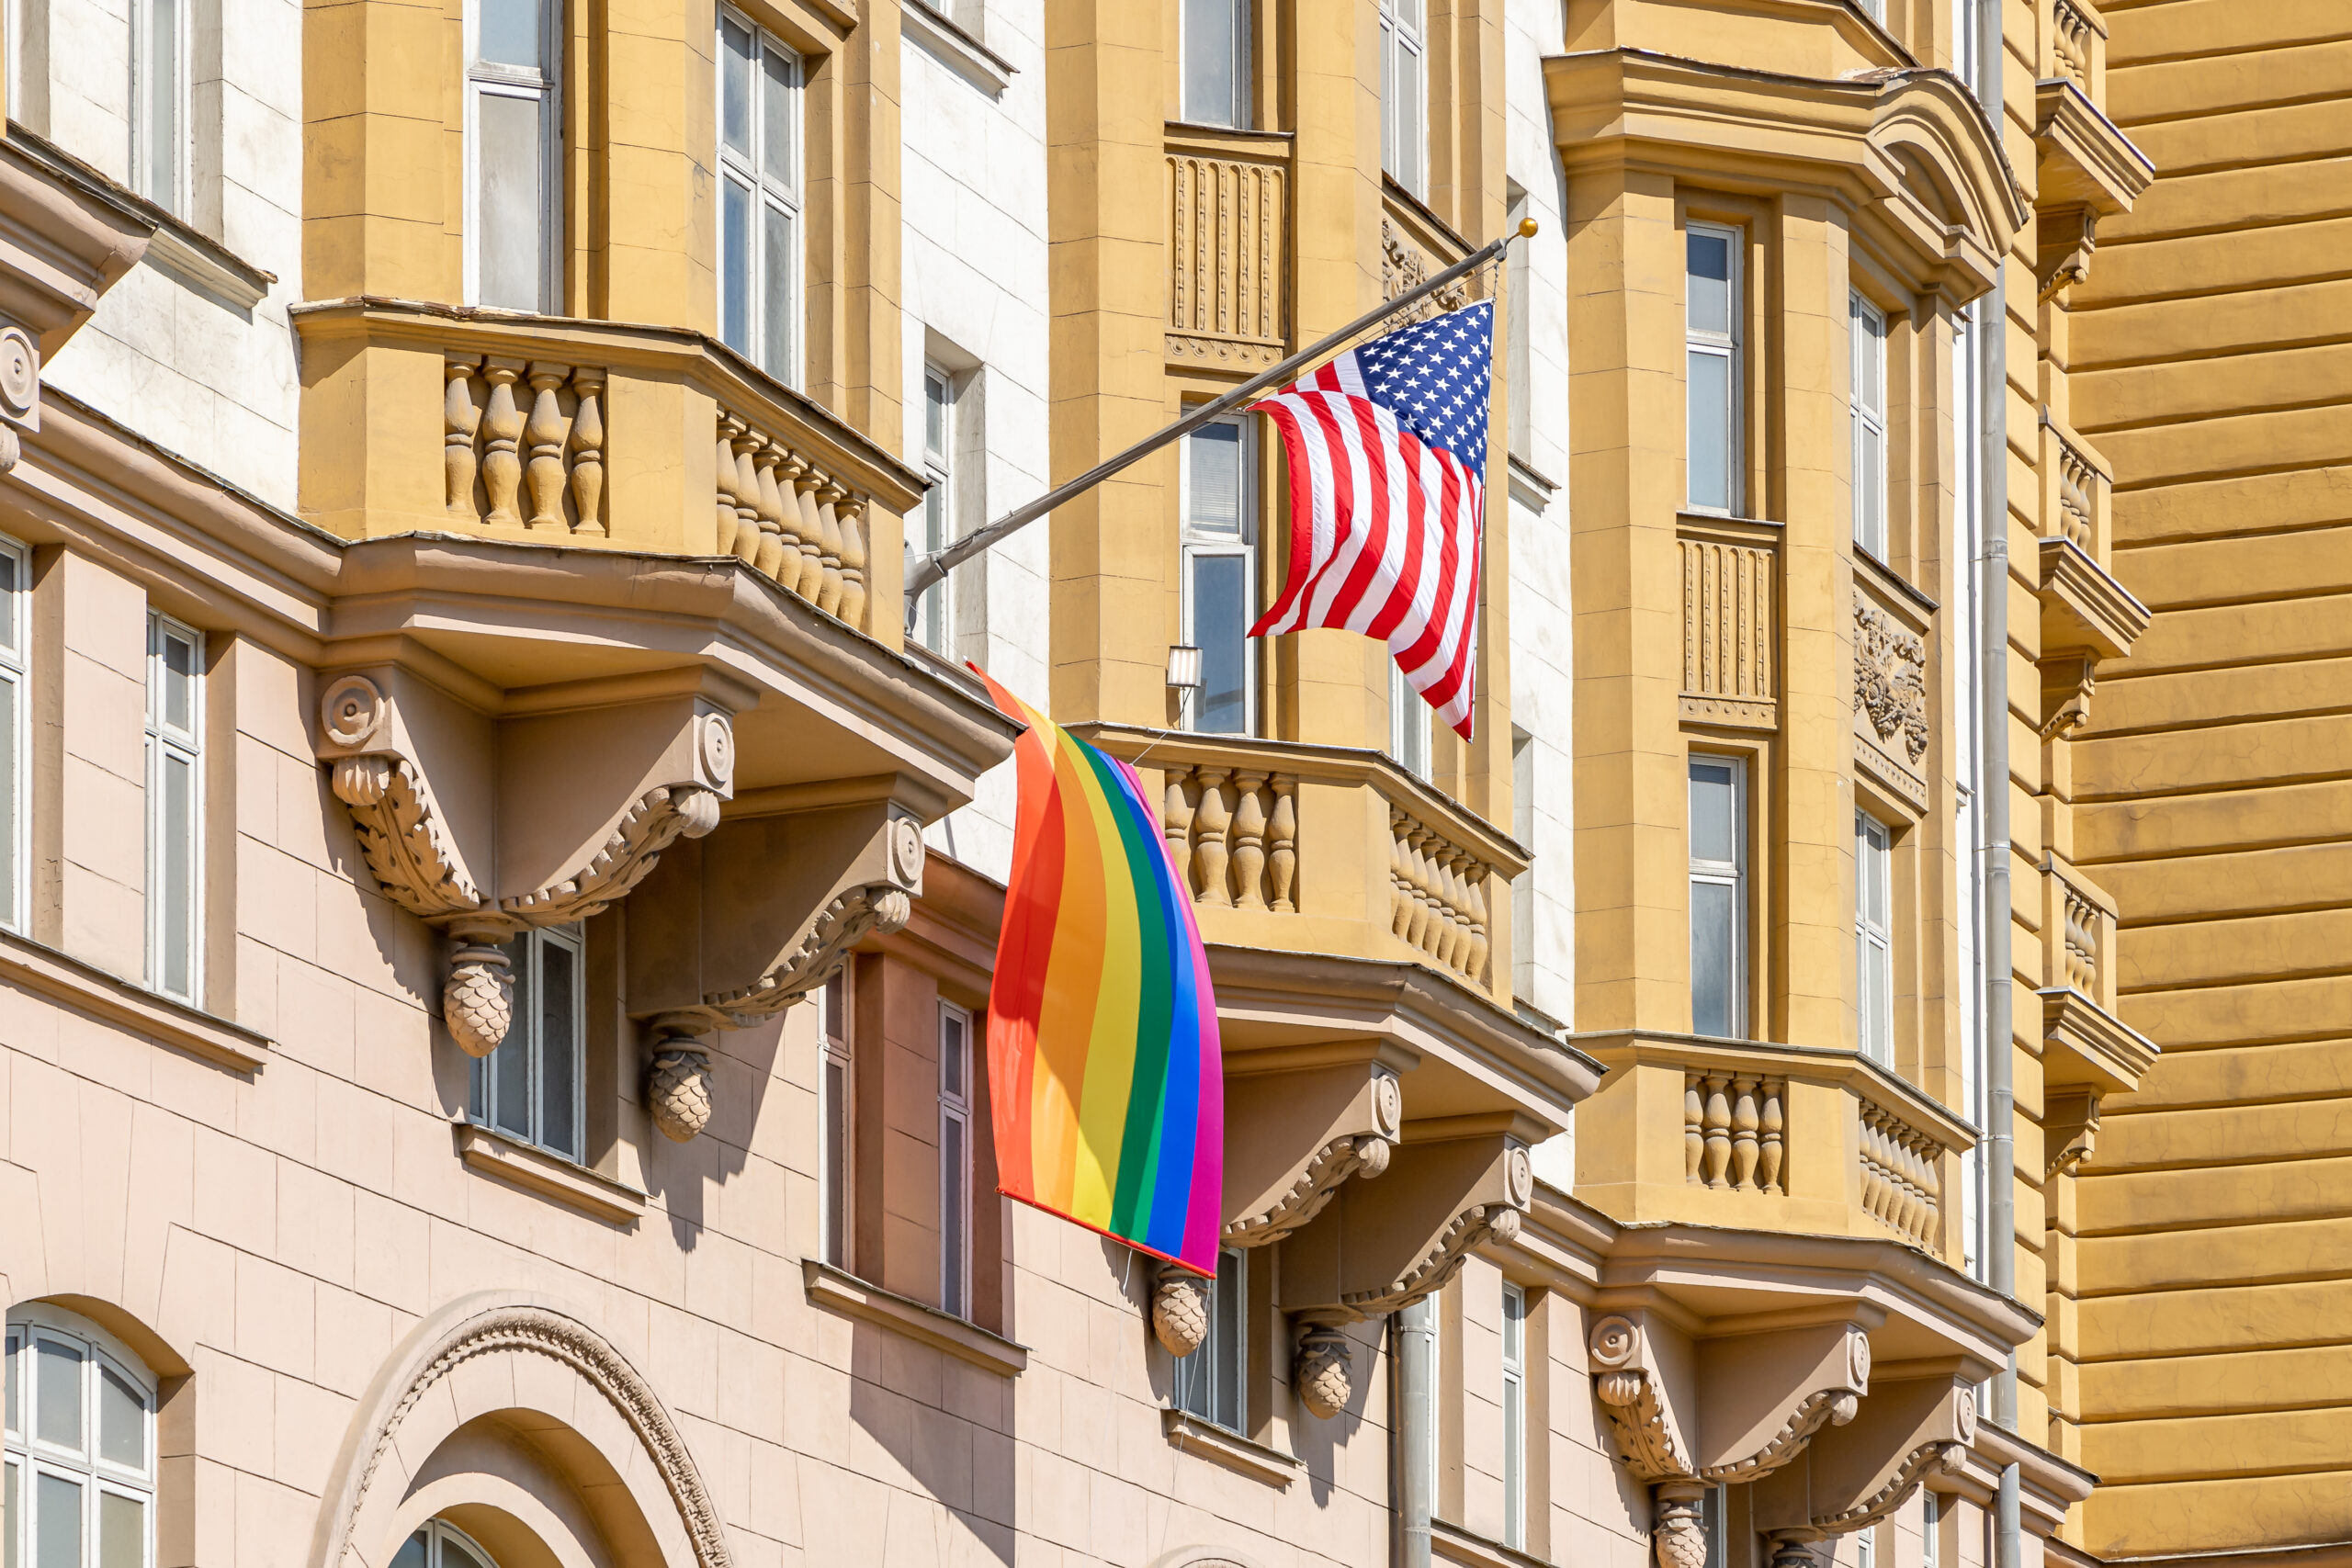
1974,0 -> 2025,1564
1394,1300 -> 1436,1568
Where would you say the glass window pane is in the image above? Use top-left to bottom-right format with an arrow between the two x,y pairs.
0,549 -> 14,652
438,1528 -> 495,1568
1689,761 -> 1736,865
1191,553 -> 1249,735
941,1114 -> 966,1318
940,1009 -> 965,1099
1,676 -> 17,929
762,46 -> 796,188
1396,39 -> 1422,195
390,1531 -> 428,1568
1186,423 -> 1241,536
720,17 -> 752,157
5,1460 -> 17,1568
1212,1250 -> 1243,1429
762,201 -> 795,381
1378,17 -> 1396,177
821,1054 -> 847,1267
1860,424 -> 1884,553
96,1365 -> 142,1472
1687,232 -> 1732,335
161,631 -> 195,734
476,90 -> 547,312
1687,349 -> 1731,513
492,936 -> 532,1139
35,1338 -> 83,1451
719,175 -> 751,355
538,938 -> 577,1160
5,1331 -> 18,1435
34,1473 -> 79,1568
144,0 -> 180,209
98,1492 -> 141,1568
479,0 -> 541,68
161,750 -> 194,999
1691,880 -> 1736,1037
924,374 -> 948,463
1183,0 -> 1236,127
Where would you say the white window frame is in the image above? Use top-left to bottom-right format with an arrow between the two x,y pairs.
5,1305 -> 158,1568
144,612 -> 202,1006
1922,1490 -> 1939,1568
1686,221 -> 1742,516
716,7 -> 804,387
0,531 -> 27,935
1500,1281 -> 1527,1551
938,999 -> 974,1319
469,922 -> 587,1163
1851,289 -> 1889,558
1172,1247 -> 1248,1433
1179,412 -> 1258,737
400,1518 -> 501,1568
1391,662 -> 1430,781
820,964 -> 854,1270
130,0 -> 188,215
914,365 -> 956,654
1857,1522 -> 1878,1568
1180,0 -> 1251,130
1858,811 -> 1894,1066
1688,755 -> 1747,1039
464,0 -> 561,311
1378,0 -> 1425,197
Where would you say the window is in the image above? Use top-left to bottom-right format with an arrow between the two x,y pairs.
1856,1523 -> 1878,1568
131,0 -> 186,213
1688,757 -> 1746,1038
819,966 -> 854,1269
394,1519 -> 499,1568
1391,663 -> 1430,781
4,1308 -> 156,1568
1851,291 -> 1888,557
469,924 -> 585,1162
914,367 -> 955,654
1181,0 -> 1250,129
1922,1491 -> 1939,1568
1180,416 -> 1256,736
718,11 -> 803,385
1686,224 -> 1740,514
1172,1247 -> 1246,1432
468,0 -> 559,310
1857,812 -> 1894,1065
938,1000 -> 973,1319
0,534 -> 25,933
145,614 -> 201,1005
1501,1282 -> 1527,1551
1379,0 -> 1424,198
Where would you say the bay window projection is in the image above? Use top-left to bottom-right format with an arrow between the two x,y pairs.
132,0 -> 187,212
820,966 -> 854,1269
468,0 -> 560,311
1501,1282 -> 1528,1551
1686,225 -> 1740,515
1181,416 -> 1256,736
145,613 -> 202,1005
0,534 -> 24,932
1688,757 -> 1746,1038
4,1308 -> 157,1568
1378,0 -> 1424,198
469,923 -> 587,1162
1181,0 -> 1250,130
914,367 -> 955,654
1851,291 -> 1889,557
718,11 -> 803,385
939,1000 -> 974,1319
1173,1247 -> 1248,1433
1857,812 -> 1894,1065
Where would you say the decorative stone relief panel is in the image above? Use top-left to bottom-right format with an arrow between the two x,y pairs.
1167,151 -> 1289,368
1853,590 -> 1930,813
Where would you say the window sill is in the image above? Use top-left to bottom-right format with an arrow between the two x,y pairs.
453,1122 -> 646,1226
1160,1408 -> 1301,1490
0,925 -> 270,1071
900,1 -> 1015,96
1432,1519 -> 1552,1568
801,1259 -> 1028,1375
9,124 -> 277,310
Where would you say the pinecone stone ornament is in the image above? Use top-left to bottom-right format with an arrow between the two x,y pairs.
444,941 -> 514,1057
647,1040 -> 714,1142
1152,1266 -> 1211,1357
1295,1323 -> 1353,1419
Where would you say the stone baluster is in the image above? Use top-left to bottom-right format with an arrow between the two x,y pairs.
1404,826 -> 1439,953
568,369 -> 605,534
788,457 -> 825,593
480,359 -> 527,525
1729,1075 -> 1761,1191
444,355 -> 482,521
1758,1077 -> 1785,1195
1267,778 -> 1297,913
731,426 -> 765,567
1684,1074 -> 1706,1185
1193,767 -> 1234,907
813,476 -> 848,617
715,415 -> 745,557
752,444 -> 791,584
1230,772 -> 1269,909
1457,851 -> 1489,982
837,496 -> 868,630
1702,1072 -> 1733,1190
1389,810 -> 1416,939
1163,769 -> 1198,892
523,363 -> 570,528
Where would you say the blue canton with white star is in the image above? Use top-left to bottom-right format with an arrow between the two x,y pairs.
1352,299 -> 1495,478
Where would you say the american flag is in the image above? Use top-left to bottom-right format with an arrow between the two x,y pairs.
1248,299 -> 1494,739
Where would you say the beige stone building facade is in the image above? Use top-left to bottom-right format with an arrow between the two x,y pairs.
0,0 -> 2343,1567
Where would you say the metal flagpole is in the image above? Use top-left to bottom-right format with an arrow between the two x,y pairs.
901,218 -> 1539,627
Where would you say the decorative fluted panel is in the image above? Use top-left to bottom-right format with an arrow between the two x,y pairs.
1167,152 -> 1289,369
1679,531 -> 1777,728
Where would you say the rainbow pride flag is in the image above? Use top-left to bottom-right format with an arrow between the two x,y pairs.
973,670 -> 1224,1277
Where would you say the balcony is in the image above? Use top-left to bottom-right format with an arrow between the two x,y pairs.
291,299 -> 925,644
2036,411 -> 2149,667
2039,857 -> 2158,1171
1079,726 -> 1528,1000
1569,1031 -> 1976,1260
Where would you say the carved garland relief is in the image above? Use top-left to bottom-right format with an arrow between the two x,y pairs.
1853,599 -> 1929,765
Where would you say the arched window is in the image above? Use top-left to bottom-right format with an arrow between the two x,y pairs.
394,1518 -> 499,1568
3,1305 -> 158,1568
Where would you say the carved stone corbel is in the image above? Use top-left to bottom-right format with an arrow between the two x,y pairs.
2037,203 -> 2099,301
2046,1087 -> 2101,1175
1222,1055 -> 1406,1247
1753,1370 -> 1980,1544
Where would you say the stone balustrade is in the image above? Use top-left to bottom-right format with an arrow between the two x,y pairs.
711,406 -> 874,631
2051,0 -> 2102,97
1386,803 -> 1492,987
2042,411 -> 2113,570
1858,1097 -> 1942,1248
1162,765 -> 1298,912
444,355 -> 606,535
1684,1069 -> 1787,1194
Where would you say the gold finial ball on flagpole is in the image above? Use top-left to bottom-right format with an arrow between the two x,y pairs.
1518,217 -> 1539,240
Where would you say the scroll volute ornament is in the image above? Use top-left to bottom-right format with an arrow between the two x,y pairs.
1752,1367 -> 1980,1545
1220,1055 -> 1406,1247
